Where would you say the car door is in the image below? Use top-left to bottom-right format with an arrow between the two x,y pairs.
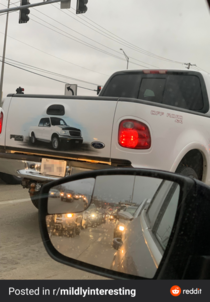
42,118 -> 51,141
37,118 -> 45,140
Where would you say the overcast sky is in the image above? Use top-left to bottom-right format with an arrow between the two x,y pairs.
0,0 -> 210,97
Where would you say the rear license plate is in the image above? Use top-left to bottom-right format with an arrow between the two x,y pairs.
41,158 -> 67,177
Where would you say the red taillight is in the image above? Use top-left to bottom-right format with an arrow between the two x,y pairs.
0,112 -> 3,134
118,119 -> 151,149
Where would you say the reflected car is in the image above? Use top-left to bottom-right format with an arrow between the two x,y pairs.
47,212 -> 83,237
113,205 -> 140,239
83,204 -> 106,227
49,189 -> 60,198
73,193 -> 83,200
61,191 -> 74,202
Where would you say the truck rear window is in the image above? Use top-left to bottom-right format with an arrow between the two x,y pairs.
103,73 -> 204,111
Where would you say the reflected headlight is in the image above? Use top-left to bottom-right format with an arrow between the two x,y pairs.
67,213 -> 74,218
60,130 -> 69,135
119,225 -> 125,231
50,192 -> 54,195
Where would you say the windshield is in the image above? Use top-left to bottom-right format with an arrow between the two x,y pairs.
124,207 -> 138,216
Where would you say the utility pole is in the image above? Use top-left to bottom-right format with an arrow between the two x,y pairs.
0,0 -> 10,103
184,63 -> 197,70
120,48 -> 129,70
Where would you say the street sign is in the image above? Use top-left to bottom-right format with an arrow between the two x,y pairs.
65,84 -> 77,96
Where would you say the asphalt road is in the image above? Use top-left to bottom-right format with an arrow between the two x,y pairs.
49,219 -> 116,270
0,179 -> 109,279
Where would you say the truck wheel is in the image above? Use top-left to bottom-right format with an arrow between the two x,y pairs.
0,173 -> 21,184
176,165 -> 198,179
31,133 -> 36,145
51,135 -> 60,150
30,192 -> 40,209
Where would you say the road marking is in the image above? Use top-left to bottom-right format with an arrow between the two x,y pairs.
0,198 -> 30,205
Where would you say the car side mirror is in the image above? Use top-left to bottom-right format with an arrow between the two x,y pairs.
38,168 -> 210,279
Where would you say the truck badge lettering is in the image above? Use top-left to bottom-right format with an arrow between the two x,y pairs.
151,110 -> 164,116
167,113 -> 183,124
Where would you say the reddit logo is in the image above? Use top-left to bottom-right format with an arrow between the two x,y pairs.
170,286 -> 181,297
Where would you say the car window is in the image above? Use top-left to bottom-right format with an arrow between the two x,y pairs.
43,118 -> 50,127
147,180 -> 173,225
124,207 -> 138,215
38,118 -> 45,127
153,184 -> 180,250
102,73 -> 141,98
139,78 -> 166,103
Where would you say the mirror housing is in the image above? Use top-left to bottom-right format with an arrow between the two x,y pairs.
38,168 -> 210,279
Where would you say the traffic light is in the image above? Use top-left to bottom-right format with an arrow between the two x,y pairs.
16,87 -> 24,94
97,86 -> 101,95
19,0 -> 30,24
76,0 -> 88,14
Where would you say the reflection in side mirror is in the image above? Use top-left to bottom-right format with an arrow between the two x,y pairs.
46,175 -> 180,278
113,238 -> 123,250
48,178 -> 95,214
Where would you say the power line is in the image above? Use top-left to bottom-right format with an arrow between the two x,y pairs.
0,33 -> 109,78
33,6 -> 158,68
1,1 -> 159,69
53,4 -> 184,65
2,56 -> 103,86
0,59 -> 97,91
1,2 -> 147,68
29,15 -> 153,69
30,15 -> 156,69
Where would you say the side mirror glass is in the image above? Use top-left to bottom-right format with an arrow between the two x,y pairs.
44,174 -> 181,278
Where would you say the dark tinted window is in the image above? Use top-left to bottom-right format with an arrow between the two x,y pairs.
138,75 -> 203,110
163,75 -> 203,110
51,118 -> 67,126
102,73 -> 141,98
39,118 -> 50,127
47,105 -> 65,116
103,72 -> 204,111
139,79 -> 165,103
38,119 -> 44,127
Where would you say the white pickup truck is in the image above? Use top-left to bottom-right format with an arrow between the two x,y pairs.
29,116 -> 83,150
0,69 -> 209,208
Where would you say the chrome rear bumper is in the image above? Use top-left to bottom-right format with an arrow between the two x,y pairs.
0,156 -> 60,182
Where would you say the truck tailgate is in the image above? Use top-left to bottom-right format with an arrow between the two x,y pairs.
5,96 -> 118,162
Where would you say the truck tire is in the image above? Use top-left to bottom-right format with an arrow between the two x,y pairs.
51,135 -> 60,150
176,165 -> 198,179
31,133 -> 36,145
0,173 -> 21,184
30,192 -> 40,209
